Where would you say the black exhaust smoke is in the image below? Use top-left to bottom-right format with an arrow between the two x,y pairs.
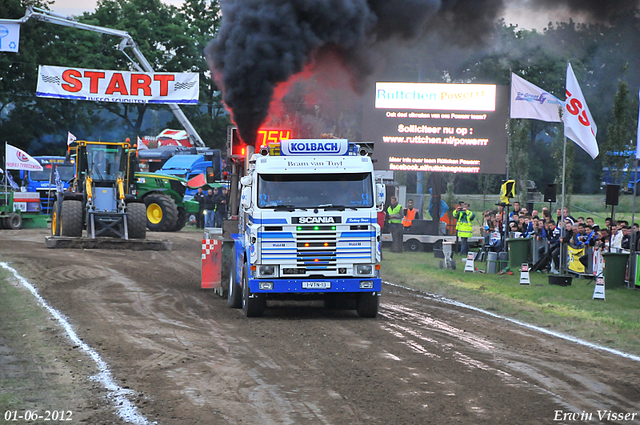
205,0 -> 638,146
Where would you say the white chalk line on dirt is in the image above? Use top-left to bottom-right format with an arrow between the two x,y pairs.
1,262 -> 156,425
383,281 -> 640,363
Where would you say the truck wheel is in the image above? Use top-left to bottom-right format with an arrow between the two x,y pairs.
144,194 -> 178,232
357,292 -> 379,318
242,263 -> 264,317
60,200 -> 83,237
127,203 -> 147,239
227,253 -> 242,308
171,207 -> 187,232
6,213 -> 22,230
405,239 -> 422,252
51,201 -> 61,236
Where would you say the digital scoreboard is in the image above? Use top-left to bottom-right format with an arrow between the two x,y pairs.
365,82 -> 509,174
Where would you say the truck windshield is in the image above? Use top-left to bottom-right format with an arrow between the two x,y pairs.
257,173 -> 373,209
30,164 -> 75,182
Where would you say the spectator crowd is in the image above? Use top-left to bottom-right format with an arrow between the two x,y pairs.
480,201 -> 640,274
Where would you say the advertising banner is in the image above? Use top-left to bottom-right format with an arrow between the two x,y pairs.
0,23 -> 20,53
567,245 -> 586,274
366,82 -> 509,174
36,65 -> 199,105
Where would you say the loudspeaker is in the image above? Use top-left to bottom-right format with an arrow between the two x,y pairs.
606,184 -> 620,206
544,184 -> 557,203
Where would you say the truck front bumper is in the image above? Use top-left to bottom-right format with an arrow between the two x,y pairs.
248,278 -> 382,294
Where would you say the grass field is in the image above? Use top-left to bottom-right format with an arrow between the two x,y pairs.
380,250 -> 640,356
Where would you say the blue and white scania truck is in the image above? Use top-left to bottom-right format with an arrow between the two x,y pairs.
227,138 -> 385,317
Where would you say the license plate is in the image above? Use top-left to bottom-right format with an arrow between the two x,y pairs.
302,282 -> 331,289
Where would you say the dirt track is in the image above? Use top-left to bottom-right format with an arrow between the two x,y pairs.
1,228 -> 639,424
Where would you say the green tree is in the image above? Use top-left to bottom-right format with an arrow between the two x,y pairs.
508,119 -> 531,204
602,80 -> 633,188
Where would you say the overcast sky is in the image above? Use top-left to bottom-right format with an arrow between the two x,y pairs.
48,0 -> 585,31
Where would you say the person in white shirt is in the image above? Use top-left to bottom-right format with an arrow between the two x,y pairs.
611,221 -> 624,252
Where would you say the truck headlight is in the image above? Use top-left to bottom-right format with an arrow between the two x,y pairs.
355,264 -> 373,276
257,265 -> 278,277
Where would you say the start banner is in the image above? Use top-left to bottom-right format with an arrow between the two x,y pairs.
36,65 -> 199,105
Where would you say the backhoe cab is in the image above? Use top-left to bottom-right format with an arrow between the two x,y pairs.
52,140 -> 146,239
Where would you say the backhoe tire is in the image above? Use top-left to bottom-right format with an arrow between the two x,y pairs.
144,194 -> 178,232
51,201 -> 61,236
356,292 -> 379,318
172,207 -> 187,232
60,200 -> 83,237
6,213 -> 22,230
127,203 -> 147,239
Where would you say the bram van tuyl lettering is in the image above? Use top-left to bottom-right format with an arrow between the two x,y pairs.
553,410 -> 638,422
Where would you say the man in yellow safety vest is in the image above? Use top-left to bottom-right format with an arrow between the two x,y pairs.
387,196 -> 404,253
453,202 -> 475,256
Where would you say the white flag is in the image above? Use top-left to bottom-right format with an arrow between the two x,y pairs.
510,73 -> 563,122
54,166 -> 64,193
7,172 -> 20,190
5,144 -> 43,171
0,23 -> 20,53
137,136 -> 148,150
564,63 -> 599,159
67,131 -> 77,145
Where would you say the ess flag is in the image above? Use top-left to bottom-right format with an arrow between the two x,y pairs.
36,65 -> 199,105
510,73 -> 563,122
564,63 -> 599,159
5,144 -> 43,171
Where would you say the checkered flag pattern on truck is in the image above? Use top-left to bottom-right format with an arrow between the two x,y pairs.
202,239 -> 218,260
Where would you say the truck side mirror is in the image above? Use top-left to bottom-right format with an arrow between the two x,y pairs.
376,183 -> 386,208
240,175 -> 253,186
241,186 -> 252,210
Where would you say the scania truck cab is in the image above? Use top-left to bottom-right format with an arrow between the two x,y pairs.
228,139 -> 385,317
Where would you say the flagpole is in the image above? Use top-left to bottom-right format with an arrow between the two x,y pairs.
4,143 -> 8,210
560,134 -> 567,275
630,157 -> 638,287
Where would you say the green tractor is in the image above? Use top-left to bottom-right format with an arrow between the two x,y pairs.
134,172 -> 199,232
52,140 -> 147,239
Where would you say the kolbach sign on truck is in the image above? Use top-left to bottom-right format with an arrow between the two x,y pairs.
36,65 -> 199,105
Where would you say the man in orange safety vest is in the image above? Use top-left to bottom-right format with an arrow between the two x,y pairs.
402,199 -> 419,228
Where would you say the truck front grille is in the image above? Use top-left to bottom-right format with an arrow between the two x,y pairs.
260,224 -> 375,276
296,229 -> 337,271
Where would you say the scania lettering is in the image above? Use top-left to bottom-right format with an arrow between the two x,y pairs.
227,138 -> 385,318
297,217 -> 336,224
